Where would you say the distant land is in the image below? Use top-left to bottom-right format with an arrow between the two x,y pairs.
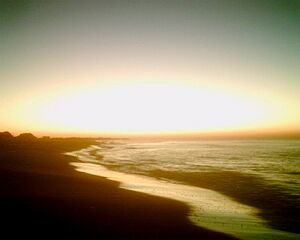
0,131 -> 128,142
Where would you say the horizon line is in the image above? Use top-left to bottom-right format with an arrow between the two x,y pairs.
2,129 -> 300,140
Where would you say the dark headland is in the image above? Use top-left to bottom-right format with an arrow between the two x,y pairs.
0,132 -> 237,239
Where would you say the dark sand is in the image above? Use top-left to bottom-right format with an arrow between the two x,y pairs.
0,138 -> 237,239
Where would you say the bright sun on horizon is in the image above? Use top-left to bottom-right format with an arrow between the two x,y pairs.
28,83 -> 272,134
3,81 -> 298,137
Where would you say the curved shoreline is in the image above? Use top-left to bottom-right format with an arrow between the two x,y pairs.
0,138 -> 236,239
67,144 -> 300,240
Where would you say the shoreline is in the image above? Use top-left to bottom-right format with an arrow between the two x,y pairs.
68,143 -> 300,240
0,138 -> 237,239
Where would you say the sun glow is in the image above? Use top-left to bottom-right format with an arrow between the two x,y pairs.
23,83 -> 273,135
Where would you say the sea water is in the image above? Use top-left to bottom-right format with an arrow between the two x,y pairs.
91,140 -> 300,195
68,139 -> 300,240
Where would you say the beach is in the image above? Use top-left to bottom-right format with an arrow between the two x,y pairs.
68,141 -> 300,240
0,137 -> 237,239
1,1 -> 299,239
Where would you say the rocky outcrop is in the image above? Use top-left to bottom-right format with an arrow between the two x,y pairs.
16,133 -> 37,141
0,131 -> 14,141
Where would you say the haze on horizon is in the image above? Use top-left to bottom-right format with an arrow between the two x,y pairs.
0,0 -> 299,138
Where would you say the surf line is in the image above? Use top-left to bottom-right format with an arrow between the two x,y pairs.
66,146 -> 299,240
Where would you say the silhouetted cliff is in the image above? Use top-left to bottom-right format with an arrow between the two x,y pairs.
0,131 -> 14,141
16,133 -> 37,141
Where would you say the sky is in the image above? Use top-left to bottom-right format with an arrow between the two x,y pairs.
0,0 -> 299,137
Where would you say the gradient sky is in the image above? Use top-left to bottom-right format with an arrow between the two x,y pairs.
0,0 -> 299,136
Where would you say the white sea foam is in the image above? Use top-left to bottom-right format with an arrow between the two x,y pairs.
95,140 -> 300,195
66,145 -> 300,240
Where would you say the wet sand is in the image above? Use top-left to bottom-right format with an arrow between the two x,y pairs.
0,138 -> 236,239
148,170 -> 300,234
69,146 -> 300,240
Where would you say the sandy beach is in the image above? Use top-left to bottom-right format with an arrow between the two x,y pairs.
68,144 -> 300,240
1,1 -> 299,239
0,137 -> 237,239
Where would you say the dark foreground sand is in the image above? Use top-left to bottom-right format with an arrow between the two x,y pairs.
0,138 -> 237,239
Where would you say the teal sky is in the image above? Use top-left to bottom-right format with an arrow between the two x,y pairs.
0,0 -> 299,136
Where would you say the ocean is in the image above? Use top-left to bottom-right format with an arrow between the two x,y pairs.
68,139 -> 300,240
